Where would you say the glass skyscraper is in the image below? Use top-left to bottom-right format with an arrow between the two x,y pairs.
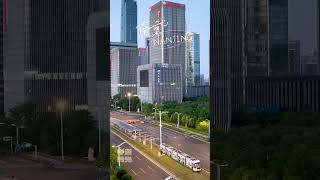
211,0 -> 289,132
186,32 -> 201,86
269,0 -> 288,76
245,0 -> 288,76
121,0 -> 137,44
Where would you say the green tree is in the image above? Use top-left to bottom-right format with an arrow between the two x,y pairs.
142,103 -> 154,116
96,145 -> 108,169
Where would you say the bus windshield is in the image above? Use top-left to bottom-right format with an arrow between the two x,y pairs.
194,163 -> 201,169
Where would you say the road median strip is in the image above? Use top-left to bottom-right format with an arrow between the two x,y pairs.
148,121 -> 210,144
111,127 -> 209,180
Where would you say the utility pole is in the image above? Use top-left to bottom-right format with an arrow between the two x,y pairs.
159,110 -> 162,146
128,94 -> 131,112
60,111 -> 64,161
16,126 -> 19,146
176,112 -> 180,128
208,120 -> 210,139
98,109 -> 101,156
213,161 -> 228,180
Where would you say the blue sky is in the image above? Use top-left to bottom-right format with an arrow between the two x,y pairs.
110,0 -> 210,78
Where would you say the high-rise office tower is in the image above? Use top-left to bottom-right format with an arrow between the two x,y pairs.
4,0 -> 109,129
185,32 -> 201,86
149,1 -> 186,96
211,0 -> 244,132
245,0 -> 288,76
211,0 -> 289,131
0,0 -> 5,115
111,47 -> 139,96
121,0 -> 137,44
318,0 -> 320,74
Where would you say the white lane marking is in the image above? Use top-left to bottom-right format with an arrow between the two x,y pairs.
111,131 -> 177,179
139,168 -> 146,174
130,168 -> 137,175
135,155 -> 141,160
148,165 -> 155,172
203,169 -> 210,174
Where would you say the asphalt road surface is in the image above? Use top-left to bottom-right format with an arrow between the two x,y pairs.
111,112 -> 210,173
0,157 -> 102,180
111,131 -> 171,180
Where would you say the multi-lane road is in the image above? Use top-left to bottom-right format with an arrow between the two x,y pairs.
111,111 -> 210,173
0,157 -> 100,180
111,131 -> 173,180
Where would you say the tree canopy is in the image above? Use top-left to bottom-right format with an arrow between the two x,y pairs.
212,112 -> 320,180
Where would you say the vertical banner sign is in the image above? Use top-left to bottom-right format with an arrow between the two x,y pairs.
3,0 -> 8,32
156,69 -> 161,83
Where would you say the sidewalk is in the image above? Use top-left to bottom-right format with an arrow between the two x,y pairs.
19,153 -> 96,170
0,176 -> 19,180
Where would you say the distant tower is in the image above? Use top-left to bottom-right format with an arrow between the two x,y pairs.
121,0 -> 137,44
149,1 -> 186,94
186,32 -> 201,86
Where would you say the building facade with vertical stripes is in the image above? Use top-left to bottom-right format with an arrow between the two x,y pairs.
149,1 -> 186,96
211,0 -> 244,132
246,76 -> 320,112
318,0 -> 320,74
0,0 -> 4,115
111,46 -> 138,97
4,0 -> 109,130
211,0 -> 289,132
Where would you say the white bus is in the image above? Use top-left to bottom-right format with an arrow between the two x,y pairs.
159,143 -> 201,172
170,148 -> 179,161
186,157 -> 201,172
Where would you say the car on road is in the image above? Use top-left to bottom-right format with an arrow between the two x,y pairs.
127,120 -> 135,124
140,121 -> 144,124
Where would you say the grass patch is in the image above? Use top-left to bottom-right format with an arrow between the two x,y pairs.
112,127 -> 209,180
162,121 -> 209,136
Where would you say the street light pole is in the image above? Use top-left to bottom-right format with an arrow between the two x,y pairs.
114,142 -> 127,167
117,146 -> 121,167
127,93 -> 132,112
208,120 -> 210,139
16,126 -> 19,146
159,111 -> 162,146
213,160 -> 229,180
98,109 -> 101,156
176,112 -> 180,128
10,137 -> 13,154
60,111 -> 64,161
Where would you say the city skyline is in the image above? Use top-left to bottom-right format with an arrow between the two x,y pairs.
111,0 -> 210,78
